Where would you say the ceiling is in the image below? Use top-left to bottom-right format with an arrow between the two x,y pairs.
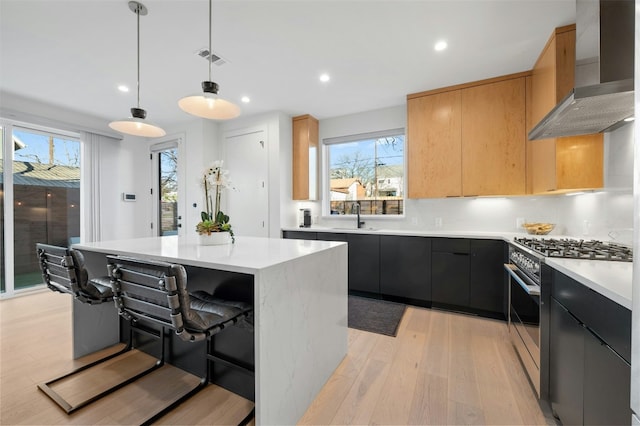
0,0 -> 576,131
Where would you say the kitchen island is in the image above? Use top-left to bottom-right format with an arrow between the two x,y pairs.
73,235 -> 348,425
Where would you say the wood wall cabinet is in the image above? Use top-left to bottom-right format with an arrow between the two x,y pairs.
407,90 -> 462,198
292,114 -> 319,200
461,78 -> 526,196
529,25 -> 604,193
407,72 -> 527,198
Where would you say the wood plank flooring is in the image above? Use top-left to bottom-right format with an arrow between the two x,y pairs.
1,290 -> 554,425
299,306 -> 557,425
0,291 -> 254,425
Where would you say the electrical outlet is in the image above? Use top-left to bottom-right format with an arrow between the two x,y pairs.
411,217 -> 418,226
516,217 -> 525,229
435,217 -> 443,228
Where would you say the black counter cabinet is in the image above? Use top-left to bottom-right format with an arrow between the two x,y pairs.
282,231 -> 506,319
379,235 -> 431,306
431,238 -> 505,319
549,269 -> 631,426
431,238 -> 470,308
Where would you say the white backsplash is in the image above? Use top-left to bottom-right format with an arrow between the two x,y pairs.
306,109 -> 634,245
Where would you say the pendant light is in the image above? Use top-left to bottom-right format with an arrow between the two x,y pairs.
109,1 -> 166,138
178,0 -> 240,120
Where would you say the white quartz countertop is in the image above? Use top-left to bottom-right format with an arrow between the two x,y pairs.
74,235 -> 346,274
545,258 -> 632,310
282,226 -> 524,241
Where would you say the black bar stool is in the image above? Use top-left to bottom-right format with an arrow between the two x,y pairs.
107,255 -> 255,426
35,243 -> 162,414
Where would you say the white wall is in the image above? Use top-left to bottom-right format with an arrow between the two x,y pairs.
4,92 -> 632,245
313,106 -> 634,244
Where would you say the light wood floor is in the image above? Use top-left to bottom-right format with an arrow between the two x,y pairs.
1,291 -> 554,425
299,305 -> 556,425
0,290 -> 254,425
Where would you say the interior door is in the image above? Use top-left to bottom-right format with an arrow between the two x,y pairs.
224,129 -> 268,237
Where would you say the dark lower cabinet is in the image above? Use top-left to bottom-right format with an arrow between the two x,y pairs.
431,238 -> 505,318
583,328 -> 632,426
315,232 -> 348,243
550,297 -> 584,426
281,230 -> 317,240
469,239 -> 505,314
309,232 -> 378,295
431,251 -> 470,307
549,270 -> 632,426
380,235 -> 431,304
346,234 -> 380,295
283,231 -> 505,319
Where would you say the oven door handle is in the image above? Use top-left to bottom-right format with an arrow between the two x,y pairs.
504,263 -> 541,296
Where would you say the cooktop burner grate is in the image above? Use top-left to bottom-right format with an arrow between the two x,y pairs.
513,237 -> 632,262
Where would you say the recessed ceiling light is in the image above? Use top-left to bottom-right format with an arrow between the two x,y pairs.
434,40 -> 448,51
319,73 -> 330,83
241,96 -> 250,103
117,85 -> 129,93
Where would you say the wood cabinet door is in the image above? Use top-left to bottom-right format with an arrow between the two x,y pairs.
461,78 -> 526,196
292,115 -> 318,200
556,133 -> 603,190
407,90 -> 462,198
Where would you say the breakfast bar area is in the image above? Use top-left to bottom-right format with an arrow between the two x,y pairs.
72,236 -> 348,425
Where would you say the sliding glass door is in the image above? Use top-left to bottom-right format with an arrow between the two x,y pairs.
1,122 -> 81,296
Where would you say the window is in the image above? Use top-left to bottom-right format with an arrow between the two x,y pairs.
325,128 -> 404,216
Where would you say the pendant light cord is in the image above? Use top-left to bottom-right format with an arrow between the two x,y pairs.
208,0 -> 212,82
136,4 -> 141,109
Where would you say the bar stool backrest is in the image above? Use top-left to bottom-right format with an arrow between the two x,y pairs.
36,243 -> 84,297
107,255 -> 207,342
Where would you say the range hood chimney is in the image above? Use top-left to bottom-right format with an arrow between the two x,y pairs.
528,0 -> 634,140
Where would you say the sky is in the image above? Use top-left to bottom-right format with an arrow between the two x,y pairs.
10,128 -> 80,167
329,135 -> 405,170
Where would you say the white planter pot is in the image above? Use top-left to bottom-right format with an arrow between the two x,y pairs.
197,231 -> 231,245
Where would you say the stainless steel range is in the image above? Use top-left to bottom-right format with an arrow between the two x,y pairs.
505,237 -> 633,399
513,237 -> 633,262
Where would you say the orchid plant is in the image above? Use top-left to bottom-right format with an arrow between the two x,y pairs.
196,160 -> 234,242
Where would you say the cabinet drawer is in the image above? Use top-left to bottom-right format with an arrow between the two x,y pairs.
552,269 -> 631,363
282,230 -> 317,240
432,237 -> 470,253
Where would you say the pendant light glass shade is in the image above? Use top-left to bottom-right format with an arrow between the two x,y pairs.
109,109 -> 167,138
109,1 -> 166,138
178,90 -> 241,120
178,0 -> 240,120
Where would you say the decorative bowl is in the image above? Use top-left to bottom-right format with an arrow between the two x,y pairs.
522,223 -> 555,235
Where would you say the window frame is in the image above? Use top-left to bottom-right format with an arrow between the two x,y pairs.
322,128 -> 406,219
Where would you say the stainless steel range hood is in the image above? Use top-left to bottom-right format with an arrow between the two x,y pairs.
528,0 -> 634,140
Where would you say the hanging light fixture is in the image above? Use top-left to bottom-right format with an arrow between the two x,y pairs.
109,1 -> 166,138
178,0 -> 240,120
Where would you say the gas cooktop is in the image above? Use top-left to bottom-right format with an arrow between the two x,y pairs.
513,237 -> 633,262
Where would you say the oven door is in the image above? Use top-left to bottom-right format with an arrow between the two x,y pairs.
505,263 -> 541,396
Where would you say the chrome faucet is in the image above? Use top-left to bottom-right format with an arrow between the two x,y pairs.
352,202 -> 365,229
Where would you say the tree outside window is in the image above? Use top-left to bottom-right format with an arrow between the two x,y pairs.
327,131 -> 404,215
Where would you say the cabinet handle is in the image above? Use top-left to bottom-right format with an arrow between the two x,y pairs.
436,252 -> 469,256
